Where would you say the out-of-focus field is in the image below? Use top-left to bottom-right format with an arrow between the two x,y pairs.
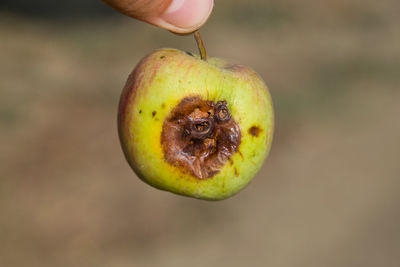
1,1 -> 400,266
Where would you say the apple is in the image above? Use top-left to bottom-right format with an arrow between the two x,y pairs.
118,48 -> 274,200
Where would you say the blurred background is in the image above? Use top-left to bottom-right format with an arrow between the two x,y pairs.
1,0 -> 399,266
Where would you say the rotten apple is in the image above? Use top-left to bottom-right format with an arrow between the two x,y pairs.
118,44 -> 273,200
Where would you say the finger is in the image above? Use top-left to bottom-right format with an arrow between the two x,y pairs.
102,0 -> 214,34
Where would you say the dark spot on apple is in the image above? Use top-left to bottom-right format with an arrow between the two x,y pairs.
238,151 -> 244,160
234,168 -> 238,177
152,111 -> 157,117
139,110 -> 142,114
249,126 -> 262,137
160,56 -> 165,59
161,103 -> 165,109
161,96 -> 241,179
185,51 -> 194,57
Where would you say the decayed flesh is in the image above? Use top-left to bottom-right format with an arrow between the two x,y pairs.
161,96 -> 241,179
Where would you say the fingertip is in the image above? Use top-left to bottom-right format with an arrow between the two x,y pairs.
154,0 -> 214,34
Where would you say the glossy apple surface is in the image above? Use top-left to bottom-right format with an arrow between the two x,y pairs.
118,48 -> 273,200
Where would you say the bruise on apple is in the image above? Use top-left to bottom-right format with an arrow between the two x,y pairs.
161,96 -> 241,179
248,126 -> 262,137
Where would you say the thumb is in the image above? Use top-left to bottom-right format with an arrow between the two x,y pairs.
102,0 -> 214,34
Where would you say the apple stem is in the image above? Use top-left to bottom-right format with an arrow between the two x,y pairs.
194,31 -> 207,61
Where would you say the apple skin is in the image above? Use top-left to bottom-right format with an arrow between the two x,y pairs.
118,48 -> 274,200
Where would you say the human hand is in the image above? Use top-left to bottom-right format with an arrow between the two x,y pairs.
102,0 -> 214,34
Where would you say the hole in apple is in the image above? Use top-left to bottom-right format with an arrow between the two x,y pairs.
161,96 -> 241,179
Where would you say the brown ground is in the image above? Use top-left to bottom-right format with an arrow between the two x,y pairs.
1,0 -> 400,266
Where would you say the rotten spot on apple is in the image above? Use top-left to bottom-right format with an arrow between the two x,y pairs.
248,126 -> 262,137
161,96 -> 240,179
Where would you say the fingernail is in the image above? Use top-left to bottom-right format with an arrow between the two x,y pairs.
160,0 -> 213,32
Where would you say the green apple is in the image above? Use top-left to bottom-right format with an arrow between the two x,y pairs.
118,48 -> 273,200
